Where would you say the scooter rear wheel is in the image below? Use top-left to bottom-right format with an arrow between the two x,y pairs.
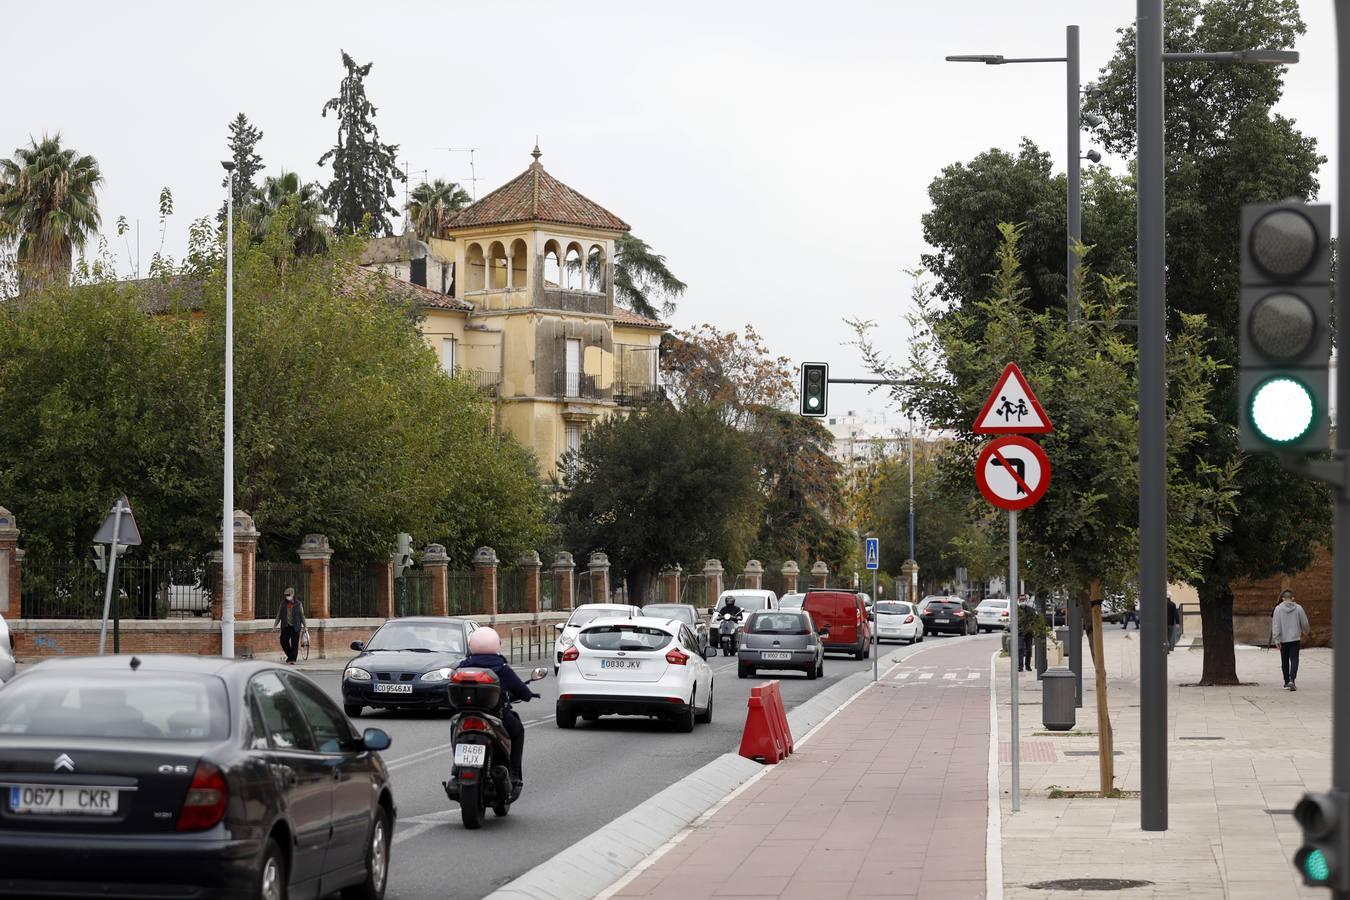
460,781 -> 485,829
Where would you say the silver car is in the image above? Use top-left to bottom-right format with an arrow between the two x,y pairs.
737,610 -> 826,680
641,603 -> 709,656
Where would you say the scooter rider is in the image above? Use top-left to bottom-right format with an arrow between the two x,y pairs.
457,627 -> 537,799
719,595 -> 744,623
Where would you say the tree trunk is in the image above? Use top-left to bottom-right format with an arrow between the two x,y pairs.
626,567 -> 656,606
1198,580 -> 1239,686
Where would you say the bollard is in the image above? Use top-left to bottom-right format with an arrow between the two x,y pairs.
1042,666 -> 1077,731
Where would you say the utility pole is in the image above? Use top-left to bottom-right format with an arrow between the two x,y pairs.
221,161 -> 236,660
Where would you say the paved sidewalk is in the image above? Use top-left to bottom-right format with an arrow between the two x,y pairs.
999,627 -> 1331,899
612,638 -> 997,900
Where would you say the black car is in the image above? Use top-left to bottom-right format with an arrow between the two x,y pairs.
342,616 -> 477,717
921,598 -> 979,636
0,654 -> 395,900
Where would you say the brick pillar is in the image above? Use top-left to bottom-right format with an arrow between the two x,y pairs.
520,551 -> 542,614
297,534 -> 333,619
661,564 -> 682,604
475,547 -> 499,617
781,561 -> 800,595
372,560 -> 395,619
234,511 -> 260,620
743,559 -> 764,590
811,560 -> 829,589
589,551 -> 611,603
902,559 -> 920,606
703,559 -> 725,608
0,507 -> 19,616
422,544 -> 450,617
552,552 -> 575,610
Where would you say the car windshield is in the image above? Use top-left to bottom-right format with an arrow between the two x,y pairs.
876,602 -> 910,615
747,613 -> 810,635
720,595 -> 769,613
0,672 -> 229,741
642,605 -> 694,624
778,595 -> 804,609
578,625 -> 674,652
366,621 -> 466,653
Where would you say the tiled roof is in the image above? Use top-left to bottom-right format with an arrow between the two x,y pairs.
346,265 -> 473,311
446,152 -> 630,233
613,307 -> 666,330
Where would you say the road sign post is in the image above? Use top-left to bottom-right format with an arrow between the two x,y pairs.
94,496 -> 140,656
866,537 -> 880,682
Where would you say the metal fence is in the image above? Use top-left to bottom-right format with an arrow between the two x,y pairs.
447,571 -> 484,616
680,574 -> 711,609
22,555 -> 212,619
540,570 -> 567,611
503,622 -> 554,664
255,561 -> 308,622
498,568 -> 529,615
396,570 -> 433,617
331,562 -> 379,618
574,574 -> 595,607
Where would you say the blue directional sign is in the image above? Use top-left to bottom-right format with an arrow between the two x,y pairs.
865,537 -> 880,571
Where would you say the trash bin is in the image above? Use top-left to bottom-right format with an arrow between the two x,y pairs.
1042,666 -> 1076,731
1055,627 -> 1069,644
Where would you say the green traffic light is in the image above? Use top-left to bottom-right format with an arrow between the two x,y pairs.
1250,375 -> 1316,444
1301,848 -> 1331,883
807,397 -> 820,409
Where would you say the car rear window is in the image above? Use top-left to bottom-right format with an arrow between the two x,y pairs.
929,602 -> 962,612
876,602 -> 910,615
979,600 -> 1009,609
642,605 -> 694,624
0,672 -> 230,741
578,625 -> 674,652
747,613 -> 810,635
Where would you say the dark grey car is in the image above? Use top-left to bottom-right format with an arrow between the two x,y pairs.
641,604 -> 709,656
737,610 -> 825,680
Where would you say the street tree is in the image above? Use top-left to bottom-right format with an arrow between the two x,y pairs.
407,179 -> 471,241
661,323 -> 793,429
219,113 -> 265,224
583,231 -> 686,319
246,171 -> 331,257
0,134 -> 103,292
318,51 -> 405,237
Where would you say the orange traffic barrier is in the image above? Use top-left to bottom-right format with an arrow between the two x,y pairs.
738,680 -> 794,764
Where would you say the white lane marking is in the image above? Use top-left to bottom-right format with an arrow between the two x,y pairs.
943,672 -> 958,680
968,672 -> 981,680
986,649 -> 1004,900
894,672 -> 912,680
919,672 -> 934,681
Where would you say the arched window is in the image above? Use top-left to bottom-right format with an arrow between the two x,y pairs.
466,243 -> 486,291
511,239 -> 528,290
488,241 -> 508,290
564,242 -> 584,291
587,245 -> 605,293
543,239 -> 563,288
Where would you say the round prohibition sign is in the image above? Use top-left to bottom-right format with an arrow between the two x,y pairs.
975,435 -> 1051,511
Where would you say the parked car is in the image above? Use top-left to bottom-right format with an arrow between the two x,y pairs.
921,598 -> 979,636
555,616 -> 713,731
553,603 -> 643,673
0,654 -> 396,900
342,616 -> 477,717
975,598 -> 1011,633
874,601 -> 923,644
777,592 -> 805,610
802,589 -> 872,659
737,609 -> 826,679
0,613 -> 14,685
641,603 -> 709,656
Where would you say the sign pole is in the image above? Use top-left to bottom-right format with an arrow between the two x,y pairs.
872,568 -> 879,683
1010,509 -> 1020,812
97,499 -> 124,656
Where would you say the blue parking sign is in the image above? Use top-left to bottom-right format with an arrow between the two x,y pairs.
865,537 -> 879,570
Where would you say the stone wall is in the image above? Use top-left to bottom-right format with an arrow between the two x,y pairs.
1230,546 -> 1333,647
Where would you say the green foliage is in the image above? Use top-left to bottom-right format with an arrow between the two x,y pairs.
559,403 -> 760,598
867,450 -> 986,588
219,113 -> 265,224
246,171 -> 331,257
0,134 -> 103,290
318,51 -> 405,237
601,232 -> 686,320
407,179 -> 471,241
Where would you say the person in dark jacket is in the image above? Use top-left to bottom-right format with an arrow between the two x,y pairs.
272,587 -> 305,664
1166,594 -> 1182,653
457,626 -> 537,797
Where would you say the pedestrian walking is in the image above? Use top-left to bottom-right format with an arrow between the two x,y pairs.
1122,607 -> 1140,630
273,586 -> 306,665
1166,594 -> 1182,652
1016,595 -> 1038,673
1270,589 -> 1310,691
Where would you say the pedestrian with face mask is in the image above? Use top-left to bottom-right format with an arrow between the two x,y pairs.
273,586 -> 306,665
1270,589 -> 1310,691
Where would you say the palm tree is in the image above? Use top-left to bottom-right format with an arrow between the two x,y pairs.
0,135 -> 103,290
246,170 -> 331,256
406,179 -> 471,240
586,231 -> 686,320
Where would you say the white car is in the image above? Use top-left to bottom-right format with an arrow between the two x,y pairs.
553,603 -> 643,673
0,614 -> 13,685
555,616 -> 714,731
778,592 -> 805,610
976,598 -> 1012,632
874,601 -> 923,644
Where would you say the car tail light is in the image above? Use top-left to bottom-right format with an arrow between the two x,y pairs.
665,648 -> 689,665
953,610 -> 965,617
1001,610 -> 1009,618
561,647 -> 579,662
177,762 -> 227,831
451,669 -> 496,684
904,615 -> 914,624
460,716 -> 488,732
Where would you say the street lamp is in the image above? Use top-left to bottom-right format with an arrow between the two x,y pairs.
220,160 -> 236,659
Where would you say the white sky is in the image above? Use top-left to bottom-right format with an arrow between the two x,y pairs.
1,1 -> 1338,419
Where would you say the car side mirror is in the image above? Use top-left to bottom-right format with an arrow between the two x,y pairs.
350,640 -> 365,652
554,623 -> 565,633
529,667 -> 548,682
360,727 -> 391,752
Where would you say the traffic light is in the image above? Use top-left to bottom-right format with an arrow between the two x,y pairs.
800,363 -> 828,417
1238,201 -> 1332,451
1294,791 -> 1350,890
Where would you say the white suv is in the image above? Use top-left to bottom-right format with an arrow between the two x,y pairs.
553,603 -> 643,673
555,616 -> 714,732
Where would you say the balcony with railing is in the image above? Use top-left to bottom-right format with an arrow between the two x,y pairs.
552,370 -> 607,401
454,366 -> 502,396
614,382 -> 665,406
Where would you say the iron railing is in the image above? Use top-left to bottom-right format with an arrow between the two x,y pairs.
498,569 -> 529,615
455,367 -> 502,396
255,562 -> 309,623
22,555 -> 212,619
552,371 -> 605,400
614,382 -> 664,407
447,571 -> 484,617
540,571 -> 567,611
396,571 -> 433,617
331,562 -> 379,618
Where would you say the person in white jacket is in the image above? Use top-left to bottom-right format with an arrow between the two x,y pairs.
1271,590 -> 1311,691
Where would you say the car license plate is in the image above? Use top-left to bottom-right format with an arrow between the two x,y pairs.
9,785 -> 119,816
600,659 -> 641,669
373,683 -> 413,694
761,651 -> 792,661
934,619 -> 950,624
453,744 -> 486,768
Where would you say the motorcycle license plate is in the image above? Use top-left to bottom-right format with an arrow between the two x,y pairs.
373,683 -> 412,694
934,619 -> 950,624
453,744 -> 486,767
762,652 -> 792,661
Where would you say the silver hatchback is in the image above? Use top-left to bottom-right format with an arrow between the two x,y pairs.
737,610 -> 826,680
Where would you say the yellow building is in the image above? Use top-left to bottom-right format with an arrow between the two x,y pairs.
360,147 -> 667,476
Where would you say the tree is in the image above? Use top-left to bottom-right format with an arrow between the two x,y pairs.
318,51 -> 405,237
660,324 -> 793,429
1086,0 -> 1329,685
559,403 -> 760,600
0,134 -> 102,292
219,113 -> 265,224
585,231 -> 685,319
407,179 -> 471,241
246,171 -> 331,256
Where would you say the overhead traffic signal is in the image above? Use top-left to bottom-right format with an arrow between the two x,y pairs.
1238,201 -> 1331,451
1294,791 -> 1350,890
800,363 -> 828,417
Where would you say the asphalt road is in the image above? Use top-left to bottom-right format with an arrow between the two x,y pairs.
315,635 -> 956,900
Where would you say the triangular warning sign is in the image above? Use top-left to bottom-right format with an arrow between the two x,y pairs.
92,495 -> 143,547
973,363 -> 1052,434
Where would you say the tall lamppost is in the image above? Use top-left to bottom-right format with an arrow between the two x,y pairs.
220,160 -> 236,659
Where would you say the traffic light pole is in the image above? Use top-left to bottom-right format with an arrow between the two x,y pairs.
1334,5 -> 1350,895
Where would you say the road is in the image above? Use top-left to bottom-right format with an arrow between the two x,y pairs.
316,636 -> 952,899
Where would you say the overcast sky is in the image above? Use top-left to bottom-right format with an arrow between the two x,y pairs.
2,0 -> 1338,421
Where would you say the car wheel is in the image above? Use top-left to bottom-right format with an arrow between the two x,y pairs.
344,704 -> 363,719
341,807 -> 390,900
806,661 -> 818,680
256,837 -> 287,900
695,685 -> 713,724
817,658 -> 825,678
673,692 -> 696,733
738,662 -> 755,678
556,708 -> 577,729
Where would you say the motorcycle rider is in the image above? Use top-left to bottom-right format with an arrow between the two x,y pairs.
456,627 -> 537,800
716,595 -> 745,651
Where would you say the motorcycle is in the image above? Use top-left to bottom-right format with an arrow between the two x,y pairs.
712,611 -> 741,656
442,665 -> 547,829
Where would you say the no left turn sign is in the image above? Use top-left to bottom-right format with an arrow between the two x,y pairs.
975,436 -> 1051,511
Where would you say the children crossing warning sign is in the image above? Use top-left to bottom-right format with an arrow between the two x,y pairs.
973,363 -> 1052,434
